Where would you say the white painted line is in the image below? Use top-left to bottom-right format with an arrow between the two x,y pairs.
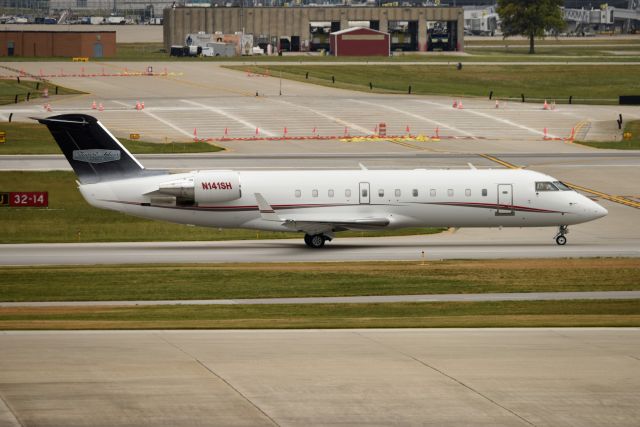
113,100 -> 194,139
271,98 -> 373,135
181,99 -> 276,137
416,99 -> 558,138
349,99 -> 476,137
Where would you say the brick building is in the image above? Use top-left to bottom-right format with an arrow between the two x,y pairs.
0,31 -> 116,58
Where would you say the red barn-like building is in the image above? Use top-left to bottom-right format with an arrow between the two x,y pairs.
330,27 -> 390,57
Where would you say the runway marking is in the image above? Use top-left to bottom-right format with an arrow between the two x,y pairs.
384,138 -> 434,151
572,120 -> 590,140
417,99 -> 557,138
350,99 -> 476,137
182,100 -> 276,137
0,390 -> 24,427
479,154 -> 521,169
112,100 -> 194,139
355,332 -> 536,426
480,154 -> 640,209
157,334 -> 281,427
269,98 -> 373,135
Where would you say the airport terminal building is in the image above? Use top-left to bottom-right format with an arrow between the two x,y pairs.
163,6 -> 464,54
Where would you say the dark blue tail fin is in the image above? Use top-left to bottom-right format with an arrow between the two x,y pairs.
36,114 -> 146,184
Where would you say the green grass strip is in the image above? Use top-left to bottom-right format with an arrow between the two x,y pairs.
0,78 -> 83,105
0,259 -> 637,302
575,120 -> 640,150
1,300 -> 638,329
230,64 -> 640,103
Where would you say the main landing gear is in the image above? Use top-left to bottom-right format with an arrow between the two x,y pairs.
555,225 -> 569,245
304,233 -> 332,248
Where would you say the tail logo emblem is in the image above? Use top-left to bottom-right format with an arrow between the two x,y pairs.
73,149 -> 121,164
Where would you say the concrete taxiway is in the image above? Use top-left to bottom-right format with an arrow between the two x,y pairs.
2,291 -> 639,308
0,328 -> 638,426
1,226 -> 638,266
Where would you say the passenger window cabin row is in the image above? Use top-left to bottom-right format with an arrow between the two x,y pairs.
294,188 -> 490,198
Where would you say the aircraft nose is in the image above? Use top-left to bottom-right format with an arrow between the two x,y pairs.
586,199 -> 608,220
593,203 -> 608,219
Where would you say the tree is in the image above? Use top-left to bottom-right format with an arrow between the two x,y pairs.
497,0 -> 565,54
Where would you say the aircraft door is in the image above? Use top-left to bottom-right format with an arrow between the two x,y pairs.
496,184 -> 514,215
359,182 -> 370,204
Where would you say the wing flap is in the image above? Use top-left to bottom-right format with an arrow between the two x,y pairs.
253,193 -> 389,235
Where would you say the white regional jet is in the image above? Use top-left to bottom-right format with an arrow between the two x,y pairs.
39,114 -> 607,248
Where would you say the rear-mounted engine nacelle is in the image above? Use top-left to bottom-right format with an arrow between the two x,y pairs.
153,171 -> 241,205
193,171 -> 241,203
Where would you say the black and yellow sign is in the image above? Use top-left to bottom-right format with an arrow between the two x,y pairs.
0,131 -> 5,144
623,132 -> 632,140
129,133 -> 140,140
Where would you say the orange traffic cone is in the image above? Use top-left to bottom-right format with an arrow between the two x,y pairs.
98,103 -> 104,111
543,100 -> 549,110
91,100 -> 97,110
141,101 -> 145,110
495,100 -> 499,109
452,100 -> 458,108
457,100 -> 464,109
135,101 -> 141,110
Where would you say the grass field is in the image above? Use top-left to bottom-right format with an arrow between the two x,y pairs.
0,171 -> 443,243
0,122 -> 224,154
1,300 -> 638,329
230,64 -> 640,103
1,259 -> 637,302
0,78 -> 83,105
575,120 -> 640,150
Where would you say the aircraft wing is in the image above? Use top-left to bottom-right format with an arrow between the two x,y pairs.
254,193 -> 389,235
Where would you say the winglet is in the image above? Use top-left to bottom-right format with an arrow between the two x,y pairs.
254,193 -> 282,222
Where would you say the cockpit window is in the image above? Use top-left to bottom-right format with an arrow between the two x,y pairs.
535,181 -> 559,192
553,181 -> 573,191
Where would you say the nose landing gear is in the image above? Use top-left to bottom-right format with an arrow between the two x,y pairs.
555,225 -> 568,245
304,233 -> 332,248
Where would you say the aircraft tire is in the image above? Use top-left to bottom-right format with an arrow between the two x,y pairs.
309,234 -> 325,248
555,235 -> 567,246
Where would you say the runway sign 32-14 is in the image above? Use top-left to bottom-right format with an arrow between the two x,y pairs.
0,192 -> 48,207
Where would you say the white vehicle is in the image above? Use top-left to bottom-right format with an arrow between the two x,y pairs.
39,114 -> 607,248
